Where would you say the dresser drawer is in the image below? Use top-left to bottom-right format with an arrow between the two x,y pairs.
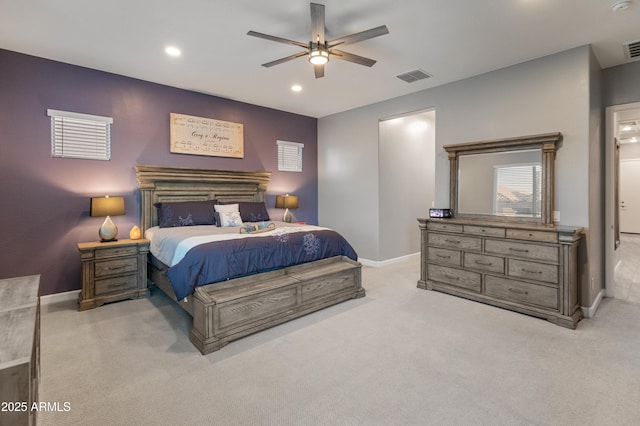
427,264 -> 481,292
95,257 -> 138,278
428,233 -> 481,251
95,275 -> 138,296
428,222 -> 463,233
485,275 -> 558,310
94,245 -> 139,259
464,253 -> 505,274
427,247 -> 461,267
464,225 -> 505,238
508,259 -> 558,284
485,239 -> 558,262
506,228 -> 558,243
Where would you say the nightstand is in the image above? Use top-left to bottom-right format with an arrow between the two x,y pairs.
77,239 -> 149,311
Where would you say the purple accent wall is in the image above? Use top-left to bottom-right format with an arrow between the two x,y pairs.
0,49 -> 318,295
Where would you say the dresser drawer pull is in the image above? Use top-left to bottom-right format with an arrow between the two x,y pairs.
444,274 -> 460,281
509,248 -> 529,253
107,281 -> 127,289
104,265 -> 128,272
508,287 -> 529,295
436,254 -> 452,259
445,239 -> 461,244
521,268 -> 542,275
474,260 -> 492,266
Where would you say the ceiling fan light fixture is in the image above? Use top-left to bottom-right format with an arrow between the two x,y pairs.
309,47 -> 329,65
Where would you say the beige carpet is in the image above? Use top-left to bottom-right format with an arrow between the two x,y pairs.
38,257 -> 640,425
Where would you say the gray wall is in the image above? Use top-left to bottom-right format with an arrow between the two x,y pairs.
602,61 -> 640,107
319,46 -> 597,303
379,111 -> 435,261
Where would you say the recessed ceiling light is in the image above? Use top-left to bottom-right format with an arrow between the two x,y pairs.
610,0 -> 631,12
165,46 -> 181,57
291,85 -> 302,92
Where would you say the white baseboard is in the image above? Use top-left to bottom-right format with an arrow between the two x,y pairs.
359,252 -> 419,268
40,290 -> 79,306
581,289 -> 605,319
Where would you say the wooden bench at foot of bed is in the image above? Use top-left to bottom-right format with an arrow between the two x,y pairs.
189,256 -> 364,355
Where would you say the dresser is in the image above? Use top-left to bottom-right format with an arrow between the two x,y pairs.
0,275 -> 40,426
418,218 -> 583,328
77,239 -> 149,311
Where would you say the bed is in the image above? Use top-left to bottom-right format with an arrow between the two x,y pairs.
135,165 -> 364,354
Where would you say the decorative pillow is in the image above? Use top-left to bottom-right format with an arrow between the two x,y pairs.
217,201 -> 270,222
218,211 -> 243,227
214,203 -> 239,213
154,200 -> 215,228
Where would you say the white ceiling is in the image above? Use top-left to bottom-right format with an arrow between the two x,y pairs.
1,0 -> 639,118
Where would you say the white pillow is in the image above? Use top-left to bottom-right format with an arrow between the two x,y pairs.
214,203 -> 239,213
219,211 -> 243,227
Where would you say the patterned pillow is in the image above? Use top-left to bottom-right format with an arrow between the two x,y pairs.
218,211 -> 243,227
216,201 -> 270,222
154,201 -> 215,228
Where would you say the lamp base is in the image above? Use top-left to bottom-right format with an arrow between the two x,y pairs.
283,208 -> 293,223
99,216 -> 119,242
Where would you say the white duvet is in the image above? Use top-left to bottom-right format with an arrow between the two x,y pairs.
145,221 -> 328,267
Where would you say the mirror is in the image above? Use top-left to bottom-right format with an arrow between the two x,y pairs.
444,133 -> 561,224
458,149 -> 542,218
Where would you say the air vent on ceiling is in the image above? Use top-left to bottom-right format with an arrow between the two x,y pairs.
396,69 -> 432,83
623,40 -> 640,61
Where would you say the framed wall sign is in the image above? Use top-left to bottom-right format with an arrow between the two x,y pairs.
170,112 -> 244,158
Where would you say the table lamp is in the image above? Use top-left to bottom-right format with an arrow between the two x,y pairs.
275,194 -> 298,223
90,196 -> 125,242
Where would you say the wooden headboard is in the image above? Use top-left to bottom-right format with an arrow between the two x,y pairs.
135,165 -> 271,232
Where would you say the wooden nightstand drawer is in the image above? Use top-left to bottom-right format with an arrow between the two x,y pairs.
95,257 -> 137,277
95,275 -> 138,296
78,239 -> 149,310
94,245 -> 138,259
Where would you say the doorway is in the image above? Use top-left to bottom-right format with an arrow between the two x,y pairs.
605,102 -> 640,303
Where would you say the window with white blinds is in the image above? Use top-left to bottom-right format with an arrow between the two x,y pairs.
47,109 -> 113,160
277,140 -> 304,172
493,163 -> 541,217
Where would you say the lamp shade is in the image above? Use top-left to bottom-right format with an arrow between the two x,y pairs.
275,195 -> 299,210
90,196 -> 125,217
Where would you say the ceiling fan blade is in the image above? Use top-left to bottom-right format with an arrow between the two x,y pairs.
314,64 -> 325,79
330,49 -> 377,67
262,51 -> 308,68
247,30 -> 308,49
327,25 -> 389,48
310,3 -> 325,45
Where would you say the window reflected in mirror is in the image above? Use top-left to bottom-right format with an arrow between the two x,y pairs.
458,149 -> 542,218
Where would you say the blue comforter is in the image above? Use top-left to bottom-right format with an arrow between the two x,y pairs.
166,229 -> 358,300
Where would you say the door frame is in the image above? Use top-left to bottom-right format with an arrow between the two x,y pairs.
605,102 -> 640,298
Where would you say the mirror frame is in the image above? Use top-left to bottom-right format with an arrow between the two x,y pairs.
444,132 -> 561,225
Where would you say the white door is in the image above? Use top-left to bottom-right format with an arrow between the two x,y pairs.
620,159 -> 640,233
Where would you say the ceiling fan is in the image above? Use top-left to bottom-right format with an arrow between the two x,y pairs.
247,3 -> 389,78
